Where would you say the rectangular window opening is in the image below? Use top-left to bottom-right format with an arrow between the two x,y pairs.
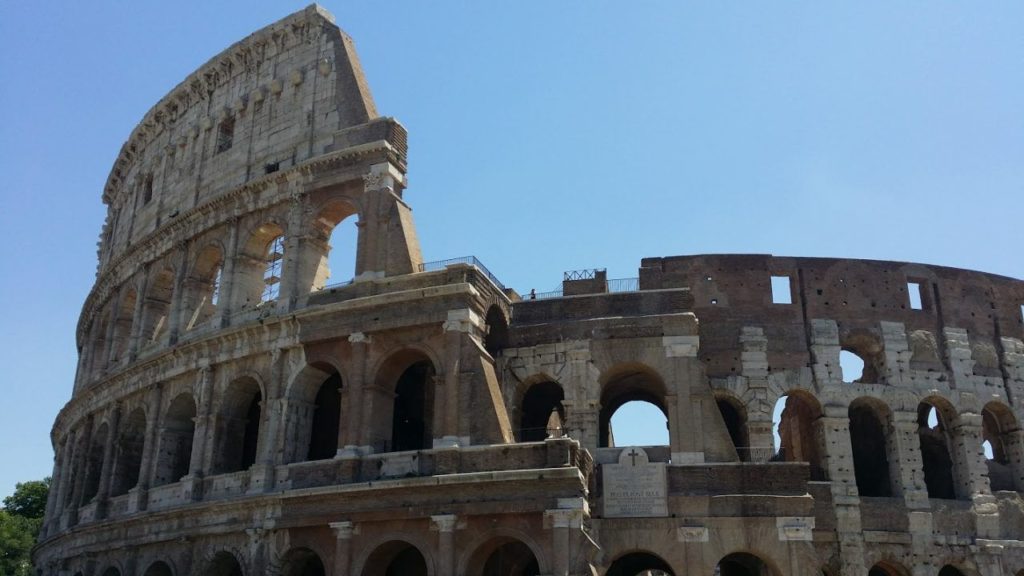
771,275 -> 793,304
143,175 -> 153,205
216,117 -> 235,154
908,281 -> 923,310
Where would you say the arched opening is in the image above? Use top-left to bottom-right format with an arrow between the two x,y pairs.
467,537 -> 540,576
66,432 -> 89,508
868,561 -> 911,576
143,561 -> 174,576
839,350 -> 865,383
109,288 -> 137,363
982,401 -> 1021,492
392,360 -> 436,452
518,381 -> 565,442
153,393 -> 197,486
609,401 -> 669,447
849,398 -> 893,497
310,200 -> 359,291
606,551 -> 674,576
202,551 -> 244,576
362,540 -> 428,576
280,547 -> 326,576
111,408 -> 147,496
484,306 -> 509,357
214,378 -> 262,474
100,568 -> 121,576
184,244 -> 223,331
599,365 -> 669,448
773,392 -> 827,480
235,222 -> 286,308
307,369 -> 343,461
715,552 -> 775,576
81,423 -> 108,503
918,399 -> 957,499
140,267 -> 176,344
937,567 -> 968,576
716,395 -> 750,460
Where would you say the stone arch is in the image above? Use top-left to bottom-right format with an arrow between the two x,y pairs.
201,550 -> 245,576
81,421 -> 108,503
918,396 -> 959,499
774,390 -> 827,480
517,378 -> 565,442
111,406 -> 147,496
458,528 -> 547,576
715,551 -> 779,576
140,266 -> 176,344
235,221 -> 287,308
359,540 -> 431,576
839,329 -> 884,384
100,566 -> 122,576
142,561 -> 174,576
849,397 -> 895,497
285,362 -> 344,463
213,376 -> 264,474
868,560 -> 912,576
715,391 -> 749,460
374,348 -> 438,452
937,565 -> 974,576
109,286 -> 137,363
982,401 -> 1022,492
307,198 -> 359,291
153,392 -> 197,486
484,305 -> 509,358
599,363 -> 669,448
279,547 -> 326,576
87,307 -> 112,378
183,242 -> 224,331
606,551 -> 674,576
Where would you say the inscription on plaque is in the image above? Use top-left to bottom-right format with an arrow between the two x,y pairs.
602,447 -> 668,518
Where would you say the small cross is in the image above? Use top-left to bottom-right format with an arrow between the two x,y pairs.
627,448 -> 640,466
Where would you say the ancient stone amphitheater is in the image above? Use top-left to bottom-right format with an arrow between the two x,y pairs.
34,6 -> 1024,576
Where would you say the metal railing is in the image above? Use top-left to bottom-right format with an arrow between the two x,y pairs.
418,256 -> 506,291
564,268 -> 605,281
608,277 -> 639,293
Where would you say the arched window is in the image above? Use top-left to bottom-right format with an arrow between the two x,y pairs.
140,267 -> 176,344
81,423 -> 108,503
392,360 -> 436,452
868,561 -> 911,576
938,566 -> 968,576
599,365 -> 669,448
484,306 -> 509,357
202,552 -> 243,576
362,541 -> 427,576
111,408 -> 147,496
280,547 -> 326,576
142,561 -> 174,576
918,399 -> 957,499
518,381 -> 565,442
715,552 -> 776,576
716,395 -> 749,460
184,245 -> 223,330
606,552 -> 674,576
262,235 -> 285,302
109,288 -> 137,363
840,331 -> 883,383
153,393 -> 197,486
839,350 -> 865,383
307,370 -> 342,461
849,398 -> 894,497
309,200 -> 358,291
214,378 -> 262,474
773,392 -> 827,480
982,402 -> 1022,492
467,538 -> 540,576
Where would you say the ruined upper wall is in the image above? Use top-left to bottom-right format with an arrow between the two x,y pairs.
96,5 -> 378,272
640,254 -> 1024,377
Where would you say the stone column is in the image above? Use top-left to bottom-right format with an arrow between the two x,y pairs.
66,418 -> 94,526
249,350 -> 289,492
430,514 -> 458,575
890,411 -> 928,508
187,366 -> 215,498
809,319 -> 842,386
329,521 -> 355,575
215,217 -> 240,327
166,240 -> 190,344
436,309 -> 482,447
818,407 -> 866,576
340,332 -> 371,454
562,401 -> 599,452
544,499 -> 587,576
880,321 -> 911,386
951,411 -> 1001,537
128,272 -> 149,359
52,430 -> 76,528
355,162 -> 421,279
130,383 -> 163,512
95,403 -> 121,518
101,293 -> 120,366
280,183 -> 307,312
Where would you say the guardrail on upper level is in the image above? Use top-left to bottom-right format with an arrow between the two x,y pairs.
418,256 -> 506,291
520,277 -> 641,301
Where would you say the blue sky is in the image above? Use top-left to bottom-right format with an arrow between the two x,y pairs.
1,2 -> 1022,497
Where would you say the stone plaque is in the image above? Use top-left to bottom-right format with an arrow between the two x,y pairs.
602,447 -> 668,518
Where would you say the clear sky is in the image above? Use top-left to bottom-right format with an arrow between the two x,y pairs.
1,2 -> 1022,497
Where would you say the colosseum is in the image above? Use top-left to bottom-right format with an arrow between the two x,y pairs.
34,5 -> 1024,576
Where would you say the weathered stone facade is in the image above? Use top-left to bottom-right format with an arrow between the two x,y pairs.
35,6 -> 1024,576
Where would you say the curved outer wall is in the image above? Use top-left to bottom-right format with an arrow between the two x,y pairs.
37,6 -> 1024,576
